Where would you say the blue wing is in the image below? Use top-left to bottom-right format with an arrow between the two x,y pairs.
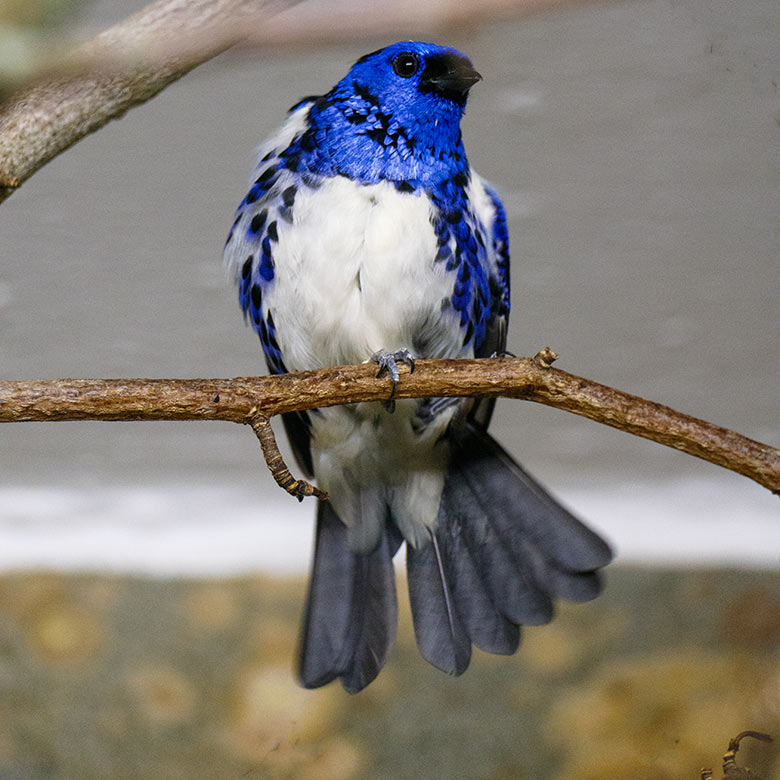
224,99 -> 320,475
476,179 -> 510,359
413,172 -> 510,432
467,177 -> 510,431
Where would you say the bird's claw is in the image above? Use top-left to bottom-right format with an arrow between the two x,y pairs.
370,348 -> 416,409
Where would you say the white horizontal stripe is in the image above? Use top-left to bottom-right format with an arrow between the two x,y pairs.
0,477 -> 776,575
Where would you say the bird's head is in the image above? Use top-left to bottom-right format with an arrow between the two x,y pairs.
347,41 -> 481,115
308,41 -> 482,185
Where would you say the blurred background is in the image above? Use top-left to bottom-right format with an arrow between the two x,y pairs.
0,0 -> 778,778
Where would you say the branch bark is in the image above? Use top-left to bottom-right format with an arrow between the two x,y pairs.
1,356 -> 778,496
0,0 -> 295,202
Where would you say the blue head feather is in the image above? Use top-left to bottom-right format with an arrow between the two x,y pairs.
305,41 -> 481,186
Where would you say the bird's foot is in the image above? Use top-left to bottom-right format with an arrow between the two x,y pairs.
370,348 -> 416,412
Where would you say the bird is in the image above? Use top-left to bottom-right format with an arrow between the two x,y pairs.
224,41 -> 613,693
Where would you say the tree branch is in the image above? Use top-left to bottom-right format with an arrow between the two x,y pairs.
0,0 -> 295,202
1,355 -> 778,496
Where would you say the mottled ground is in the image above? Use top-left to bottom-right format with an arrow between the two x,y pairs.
0,567 -> 777,780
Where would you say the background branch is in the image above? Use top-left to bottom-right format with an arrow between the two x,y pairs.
0,0 -> 293,202
1,356 -> 777,495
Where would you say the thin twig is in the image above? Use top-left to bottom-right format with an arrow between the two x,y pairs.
249,412 -> 327,500
1,356 -> 778,496
701,730 -> 774,780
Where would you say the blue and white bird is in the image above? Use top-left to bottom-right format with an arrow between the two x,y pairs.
224,41 -> 612,693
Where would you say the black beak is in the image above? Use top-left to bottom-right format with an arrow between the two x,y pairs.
419,53 -> 482,104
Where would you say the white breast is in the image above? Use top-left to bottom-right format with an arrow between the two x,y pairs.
265,177 -> 463,370
252,176 -> 471,549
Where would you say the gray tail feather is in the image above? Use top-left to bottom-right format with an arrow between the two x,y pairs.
298,500 -> 402,694
406,534 -> 472,675
405,423 -> 613,676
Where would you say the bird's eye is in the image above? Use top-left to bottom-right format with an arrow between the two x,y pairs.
391,52 -> 420,78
